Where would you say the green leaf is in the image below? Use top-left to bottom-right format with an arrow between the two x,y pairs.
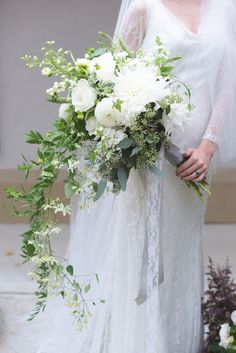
84,283 -> 91,293
56,264 -> 64,276
118,138 -> 134,149
26,243 -> 35,257
25,131 -> 44,144
118,167 -> 128,191
149,165 -> 164,177
66,265 -> 74,276
94,179 -> 107,201
41,171 -> 54,179
64,182 -> 74,199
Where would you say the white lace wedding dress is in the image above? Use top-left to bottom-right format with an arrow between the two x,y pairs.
34,1 -> 236,353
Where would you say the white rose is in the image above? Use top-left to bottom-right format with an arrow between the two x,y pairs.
85,116 -> 98,135
41,67 -> 52,76
95,98 -> 118,127
219,323 -> 230,349
162,103 -> 190,134
72,79 -> 97,112
90,52 -> 116,82
231,311 -> 236,325
59,104 -> 70,119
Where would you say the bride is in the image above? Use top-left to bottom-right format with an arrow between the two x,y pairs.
35,1 -> 236,353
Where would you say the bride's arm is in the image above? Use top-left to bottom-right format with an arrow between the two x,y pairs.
118,0 -> 149,52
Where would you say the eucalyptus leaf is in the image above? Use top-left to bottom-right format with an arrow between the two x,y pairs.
94,179 -> 107,201
84,283 -> 91,293
66,265 -> 74,276
64,182 -> 74,199
118,138 -> 134,149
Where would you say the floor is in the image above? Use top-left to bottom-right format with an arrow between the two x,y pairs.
0,224 -> 235,352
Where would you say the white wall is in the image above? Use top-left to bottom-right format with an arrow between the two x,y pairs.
0,0 -> 120,169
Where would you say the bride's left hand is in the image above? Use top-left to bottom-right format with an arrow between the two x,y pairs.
176,139 -> 216,182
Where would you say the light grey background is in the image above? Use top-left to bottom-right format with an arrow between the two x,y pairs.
0,0 -> 120,169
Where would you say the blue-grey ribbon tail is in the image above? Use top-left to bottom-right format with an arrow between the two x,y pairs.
164,142 -> 185,166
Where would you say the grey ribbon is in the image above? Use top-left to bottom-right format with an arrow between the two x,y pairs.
135,142 -> 185,305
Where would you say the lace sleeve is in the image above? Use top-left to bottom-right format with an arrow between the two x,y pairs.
202,1 -> 236,148
119,0 -> 150,52
202,55 -> 232,146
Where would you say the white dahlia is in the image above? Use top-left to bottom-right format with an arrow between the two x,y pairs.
114,64 -> 170,125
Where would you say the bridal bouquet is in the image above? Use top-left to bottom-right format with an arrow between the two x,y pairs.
6,33 -> 210,329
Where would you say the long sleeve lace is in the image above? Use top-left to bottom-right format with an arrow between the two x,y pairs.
202,0 -> 236,149
202,54 -> 233,146
119,0 -> 150,52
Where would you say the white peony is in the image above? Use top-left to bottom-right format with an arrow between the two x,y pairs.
59,103 -> 70,119
85,116 -> 98,135
72,79 -> 97,112
90,52 -> 116,82
162,103 -> 190,134
231,311 -> 236,325
114,64 -> 170,125
95,98 -> 119,127
219,323 -> 231,349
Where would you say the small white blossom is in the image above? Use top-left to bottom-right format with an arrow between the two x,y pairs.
219,323 -> 231,349
103,128 -> 127,147
59,103 -> 70,119
41,67 -> 52,76
68,159 -> 80,172
76,58 -> 90,66
85,116 -> 99,135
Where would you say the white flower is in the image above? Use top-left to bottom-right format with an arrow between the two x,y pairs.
68,159 -> 80,172
162,103 -> 190,134
231,311 -> 236,325
90,52 -> 116,82
95,98 -> 118,127
76,58 -> 90,66
85,116 -> 98,135
103,128 -> 127,147
114,51 -> 128,60
41,67 -> 52,76
114,64 -> 170,125
219,323 -> 231,349
72,79 -> 97,112
59,103 -> 70,119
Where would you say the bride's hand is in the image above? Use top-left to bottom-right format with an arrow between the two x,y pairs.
176,139 -> 216,182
